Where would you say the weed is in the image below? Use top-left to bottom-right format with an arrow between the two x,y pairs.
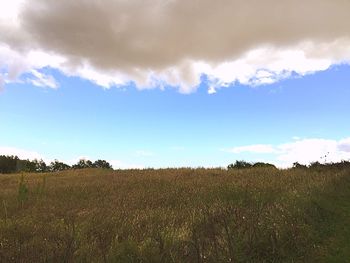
17,174 -> 29,207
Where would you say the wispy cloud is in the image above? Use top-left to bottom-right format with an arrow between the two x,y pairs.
28,69 -> 58,89
1,0 -> 350,92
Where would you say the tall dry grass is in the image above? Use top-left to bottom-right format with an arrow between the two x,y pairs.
0,166 -> 349,262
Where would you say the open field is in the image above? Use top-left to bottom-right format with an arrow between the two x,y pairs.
1,167 -> 350,262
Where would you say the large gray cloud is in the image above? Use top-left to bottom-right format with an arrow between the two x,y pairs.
1,0 -> 350,92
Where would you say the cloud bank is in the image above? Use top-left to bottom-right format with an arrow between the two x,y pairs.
225,137 -> 350,168
1,0 -> 350,92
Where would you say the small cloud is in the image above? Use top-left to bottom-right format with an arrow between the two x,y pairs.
207,86 -> 217,94
28,69 -> 58,89
109,159 -> 145,169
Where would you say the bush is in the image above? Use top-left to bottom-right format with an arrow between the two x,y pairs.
227,160 -> 252,169
293,162 -> 308,169
252,162 -> 277,169
49,160 -> 71,172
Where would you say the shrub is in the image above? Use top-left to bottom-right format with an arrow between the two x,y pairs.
227,160 -> 253,169
252,162 -> 277,169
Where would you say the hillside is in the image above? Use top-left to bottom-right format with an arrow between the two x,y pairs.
1,167 -> 350,262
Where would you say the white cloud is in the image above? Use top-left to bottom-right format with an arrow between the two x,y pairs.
207,86 -> 217,94
28,69 -> 58,89
109,159 -> 145,170
276,139 -> 338,167
0,0 -> 24,24
0,146 -> 43,160
0,44 -> 64,89
225,137 -> 350,168
337,138 -> 350,153
1,0 -> 350,92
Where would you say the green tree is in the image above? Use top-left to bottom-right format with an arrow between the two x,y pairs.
293,162 -> 307,169
93,160 -> 112,169
0,155 -> 19,173
35,159 -> 48,173
49,160 -> 70,172
227,160 -> 252,169
73,159 -> 93,169
252,162 -> 277,169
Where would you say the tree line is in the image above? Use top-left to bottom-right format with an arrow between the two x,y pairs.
227,160 -> 350,170
227,160 -> 277,169
0,155 -> 112,174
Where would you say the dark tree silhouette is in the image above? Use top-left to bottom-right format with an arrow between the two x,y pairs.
0,155 -> 19,173
93,159 -> 112,169
1,155 -> 113,174
228,161 -> 276,170
227,160 -> 252,169
252,162 -> 277,169
49,160 -> 70,172
73,159 -> 93,169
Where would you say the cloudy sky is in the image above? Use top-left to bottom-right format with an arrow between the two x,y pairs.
1,0 -> 350,168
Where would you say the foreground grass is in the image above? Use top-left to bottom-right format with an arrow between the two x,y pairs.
0,167 -> 349,262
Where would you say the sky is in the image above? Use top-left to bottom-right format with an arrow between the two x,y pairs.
1,0 -> 350,168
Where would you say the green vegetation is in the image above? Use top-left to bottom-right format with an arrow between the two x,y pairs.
0,155 -> 112,173
227,161 -> 277,169
0,164 -> 350,262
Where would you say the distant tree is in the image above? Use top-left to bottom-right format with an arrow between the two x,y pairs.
72,159 -> 93,169
252,162 -> 277,169
330,160 -> 350,169
292,162 -> 307,169
16,159 -> 48,173
0,155 -> 19,173
308,161 -> 323,169
21,159 -> 37,173
49,160 -> 70,172
93,159 -> 112,169
35,159 -> 48,173
228,160 -> 253,170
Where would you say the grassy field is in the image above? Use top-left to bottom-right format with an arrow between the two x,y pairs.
0,166 -> 350,262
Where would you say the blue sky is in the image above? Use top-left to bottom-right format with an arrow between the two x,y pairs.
1,65 -> 350,168
1,0 -> 350,168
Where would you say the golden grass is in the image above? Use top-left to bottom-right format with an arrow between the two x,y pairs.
0,167 -> 349,262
